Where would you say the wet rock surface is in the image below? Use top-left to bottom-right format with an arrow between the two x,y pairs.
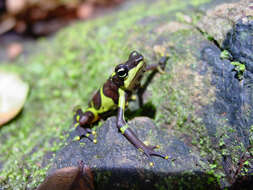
201,42 -> 253,181
50,117 -> 216,190
223,18 -> 253,73
197,0 -> 253,46
199,6 -> 253,187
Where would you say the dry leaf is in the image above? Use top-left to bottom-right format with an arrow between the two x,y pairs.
7,43 -> 23,60
0,71 -> 29,126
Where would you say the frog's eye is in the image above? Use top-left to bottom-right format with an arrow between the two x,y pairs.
116,66 -> 128,78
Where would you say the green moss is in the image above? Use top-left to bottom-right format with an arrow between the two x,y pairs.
230,61 -> 246,80
155,172 -> 218,190
0,0 -> 212,189
190,0 -> 210,6
220,50 -> 232,60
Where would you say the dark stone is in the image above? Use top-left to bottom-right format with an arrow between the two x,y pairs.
201,43 -> 251,143
223,18 -> 253,73
50,117 -> 218,189
201,42 -> 253,185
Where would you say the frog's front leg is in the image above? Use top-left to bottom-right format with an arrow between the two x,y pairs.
145,56 -> 169,73
138,56 -> 169,107
117,88 -> 168,166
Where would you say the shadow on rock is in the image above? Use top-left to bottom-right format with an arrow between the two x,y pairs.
93,167 -> 220,190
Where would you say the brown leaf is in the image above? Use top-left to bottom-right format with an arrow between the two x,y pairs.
37,161 -> 94,190
0,16 -> 16,35
7,42 -> 23,60
6,0 -> 26,15
77,3 -> 94,20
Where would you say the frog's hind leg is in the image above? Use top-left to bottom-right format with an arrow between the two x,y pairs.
74,109 -> 96,142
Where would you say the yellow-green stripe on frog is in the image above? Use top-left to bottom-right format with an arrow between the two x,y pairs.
120,124 -> 129,134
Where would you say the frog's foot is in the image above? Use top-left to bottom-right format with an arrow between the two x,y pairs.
76,126 -> 97,143
140,145 -> 169,166
129,94 -> 137,101
142,146 -> 168,159
157,56 -> 169,74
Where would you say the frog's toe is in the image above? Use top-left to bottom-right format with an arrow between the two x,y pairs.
150,151 -> 168,160
159,56 -> 169,65
84,133 -> 95,142
76,126 -> 95,142
74,122 -> 80,128
129,95 -> 137,101
143,147 -> 169,161
158,56 -> 169,73
147,145 -> 159,150
73,108 -> 83,123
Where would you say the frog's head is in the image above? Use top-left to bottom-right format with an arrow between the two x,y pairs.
114,51 -> 146,91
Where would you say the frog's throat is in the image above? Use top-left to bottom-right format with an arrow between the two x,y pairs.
124,61 -> 144,89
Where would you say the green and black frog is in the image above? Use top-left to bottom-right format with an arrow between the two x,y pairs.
74,51 -> 169,166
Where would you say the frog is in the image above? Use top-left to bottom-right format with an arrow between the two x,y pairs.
74,51 -> 169,166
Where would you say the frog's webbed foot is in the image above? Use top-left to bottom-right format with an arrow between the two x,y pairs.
157,56 -> 169,74
121,127 -> 169,166
144,56 -> 169,73
76,126 -> 97,143
140,145 -> 169,166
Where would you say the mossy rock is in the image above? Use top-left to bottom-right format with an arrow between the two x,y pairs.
0,0 -> 252,189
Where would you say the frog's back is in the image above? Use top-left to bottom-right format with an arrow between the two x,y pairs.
86,79 -> 119,123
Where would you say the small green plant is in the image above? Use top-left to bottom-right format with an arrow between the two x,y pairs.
220,50 -> 232,60
231,61 -> 245,80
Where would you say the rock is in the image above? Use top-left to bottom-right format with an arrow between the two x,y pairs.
201,42 -> 253,186
50,117 -> 216,189
197,0 -> 253,46
223,17 -> 253,73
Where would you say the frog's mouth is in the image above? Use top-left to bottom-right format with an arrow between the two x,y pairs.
124,61 -> 146,90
